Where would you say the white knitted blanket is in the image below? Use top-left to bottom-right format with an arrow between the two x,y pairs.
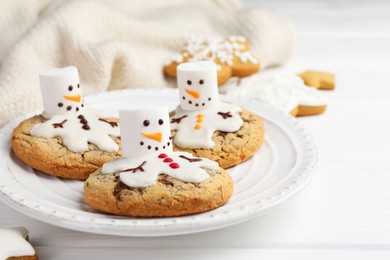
0,0 -> 295,127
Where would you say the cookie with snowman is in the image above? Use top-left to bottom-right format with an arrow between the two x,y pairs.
11,61 -> 265,216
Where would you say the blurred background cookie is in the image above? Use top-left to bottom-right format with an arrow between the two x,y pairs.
0,227 -> 38,260
164,36 -> 260,85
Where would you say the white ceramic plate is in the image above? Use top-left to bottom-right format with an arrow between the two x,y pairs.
0,89 -> 317,237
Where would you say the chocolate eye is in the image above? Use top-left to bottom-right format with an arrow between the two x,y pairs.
58,102 -> 63,107
77,84 -> 80,88
68,85 -> 73,91
199,79 -> 204,85
187,80 -> 192,85
158,119 -> 164,125
143,120 -> 150,127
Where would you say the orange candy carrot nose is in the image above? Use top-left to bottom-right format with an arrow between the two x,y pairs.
185,89 -> 200,99
64,94 -> 81,102
141,132 -> 162,142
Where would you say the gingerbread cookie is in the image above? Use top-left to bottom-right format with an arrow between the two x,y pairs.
170,61 -> 264,169
0,227 -> 38,260
84,108 -> 233,217
222,74 -> 327,117
298,70 -> 335,90
164,36 -> 260,85
11,66 -> 121,180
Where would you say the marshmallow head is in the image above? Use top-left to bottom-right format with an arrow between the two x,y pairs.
39,66 -> 83,118
177,61 -> 220,111
119,108 -> 172,158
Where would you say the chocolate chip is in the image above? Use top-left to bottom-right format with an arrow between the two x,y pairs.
76,107 -> 79,111
182,96 -> 185,100
202,103 -> 205,106
58,102 -> 63,107
80,119 -> 88,124
169,136 -> 172,140
77,84 -> 80,88
82,124 -> 90,130
167,142 -> 170,146
68,85 -> 73,91
140,141 -> 144,146
155,147 -> 159,151
195,103 -> 199,107
147,145 -> 151,150
199,79 -> 204,85
208,97 -> 211,101
67,106 -> 72,111
78,115 -> 84,119
81,104 -> 84,107
189,101 -> 192,104
163,146 -> 166,149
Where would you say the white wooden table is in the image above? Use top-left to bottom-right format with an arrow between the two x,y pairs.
1,0 -> 390,259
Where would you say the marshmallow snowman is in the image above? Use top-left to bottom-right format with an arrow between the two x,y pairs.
40,66 -> 83,118
30,66 -> 120,153
119,108 -> 172,158
102,108 -> 218,188
171,61 -> 244,149
177,61 -> 220,111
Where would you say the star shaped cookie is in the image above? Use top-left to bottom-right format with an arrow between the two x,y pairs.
221,74 -> 327,116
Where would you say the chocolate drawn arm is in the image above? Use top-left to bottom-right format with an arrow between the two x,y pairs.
170,115 -> 188,124
121,161 -> 147,173
52,119 -> 67,128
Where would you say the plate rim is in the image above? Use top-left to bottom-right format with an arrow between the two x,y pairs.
0,88 -> 318,237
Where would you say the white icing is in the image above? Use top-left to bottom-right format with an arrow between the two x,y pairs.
223,74 -> 327,113
40,66 -> 83,118
119,108 -> 172,158
171,102 -> 243,149
0,227 -> 35,259
177,61 -> 220,111
102,151 -> 217,188
168,36 -> 257,66
236,51 -> 258,64
30,108 -> 120,153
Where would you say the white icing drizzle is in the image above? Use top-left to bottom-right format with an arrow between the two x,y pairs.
222,74 -> 327,113
0,227 -> 35,259
171,102 -> 243,149
30,108 -> 120,153
102,151 -> 218,188
236,51 -> 258,64
168,36 -> 258,66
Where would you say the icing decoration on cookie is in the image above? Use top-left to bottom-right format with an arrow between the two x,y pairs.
167,36 -> 258,69
171,61 -> 243,149
30,111 -> 119,152
40,66 -> 84,118
222,74 -> 327,115
101,108 -> 217,188
0,227 -> 36,259
30,66 -> 120,153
